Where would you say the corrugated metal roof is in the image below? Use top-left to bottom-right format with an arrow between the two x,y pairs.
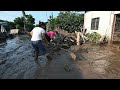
0,22 -> 8,26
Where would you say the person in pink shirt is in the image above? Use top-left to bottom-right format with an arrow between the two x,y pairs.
47,31 -> 55,39
45,31 -> 57,43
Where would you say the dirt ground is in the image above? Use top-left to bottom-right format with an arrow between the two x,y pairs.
76,44 -> 120,79
0,35 -> 120,79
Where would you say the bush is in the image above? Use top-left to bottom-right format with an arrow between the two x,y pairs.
86,32 -> 101,43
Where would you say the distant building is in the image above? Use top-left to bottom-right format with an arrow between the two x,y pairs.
0,20 -> 8,33
1,25 -> 7,33
0,22 -> 8,26
10,29 -> 19,35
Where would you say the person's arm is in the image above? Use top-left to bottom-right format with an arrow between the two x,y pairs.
25,30 -> 33,36
42,33 -> 50,44
41,29 -> 50,44
30,30 -> 33,36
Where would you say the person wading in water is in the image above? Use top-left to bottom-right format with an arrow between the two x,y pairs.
29,22 -> 49,61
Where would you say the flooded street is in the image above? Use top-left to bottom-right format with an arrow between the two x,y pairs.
1,35 -> 120,79
0,35 -> 39,79
0,35 -> 83,79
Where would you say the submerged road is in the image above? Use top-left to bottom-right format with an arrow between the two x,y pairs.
0,35 -> 83,79
0,35 -> 40,79
1,35 -> 120,79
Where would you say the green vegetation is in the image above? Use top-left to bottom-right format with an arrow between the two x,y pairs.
0,14 -> 35,32
14,14 -> 35,32
1,11 -> 84,33
86,32 -> 101,43
47,11 -> 84,33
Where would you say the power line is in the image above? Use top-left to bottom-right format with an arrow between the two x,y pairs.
46,11 -> 48,21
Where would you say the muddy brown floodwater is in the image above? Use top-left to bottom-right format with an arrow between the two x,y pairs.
0,35 -> 83,79
1,35 -> 120,79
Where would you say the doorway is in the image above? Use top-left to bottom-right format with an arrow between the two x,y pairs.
112,14 -> 120,44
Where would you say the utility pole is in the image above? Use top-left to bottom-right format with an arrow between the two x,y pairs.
51,12 -> 53,19
22,11 -> 26,32
46,11 -> 48,20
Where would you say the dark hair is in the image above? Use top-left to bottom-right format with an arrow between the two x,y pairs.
39,21 -> 45,27
39,21 -> 46,30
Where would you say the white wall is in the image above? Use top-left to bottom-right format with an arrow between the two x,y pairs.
113,11 -> 120,14
84,11 -> 115,41
10,29 -> 19,34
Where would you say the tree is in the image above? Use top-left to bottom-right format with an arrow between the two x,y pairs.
25,14 -> 35,31
48,11 -> 84,33
14,14 -> 35,32
8,21 -> 16,29
14,17 -> 24,29
47,18 -> 59,31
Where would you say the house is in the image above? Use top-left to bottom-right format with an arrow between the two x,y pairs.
1,25 -> 7,33
84,11 -> 120,43
0,25 -> 7,42
0,22 -> 8,26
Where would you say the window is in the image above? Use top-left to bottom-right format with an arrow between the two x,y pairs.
91,17 -> 100,30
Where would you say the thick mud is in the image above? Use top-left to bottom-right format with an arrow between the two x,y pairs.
78,44 -> 120,79
1,35 -> 120,79
0,35 -> 83,79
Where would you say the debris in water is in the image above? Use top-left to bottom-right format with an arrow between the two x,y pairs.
70,52 -> 76,61
64,64 -> 71,72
